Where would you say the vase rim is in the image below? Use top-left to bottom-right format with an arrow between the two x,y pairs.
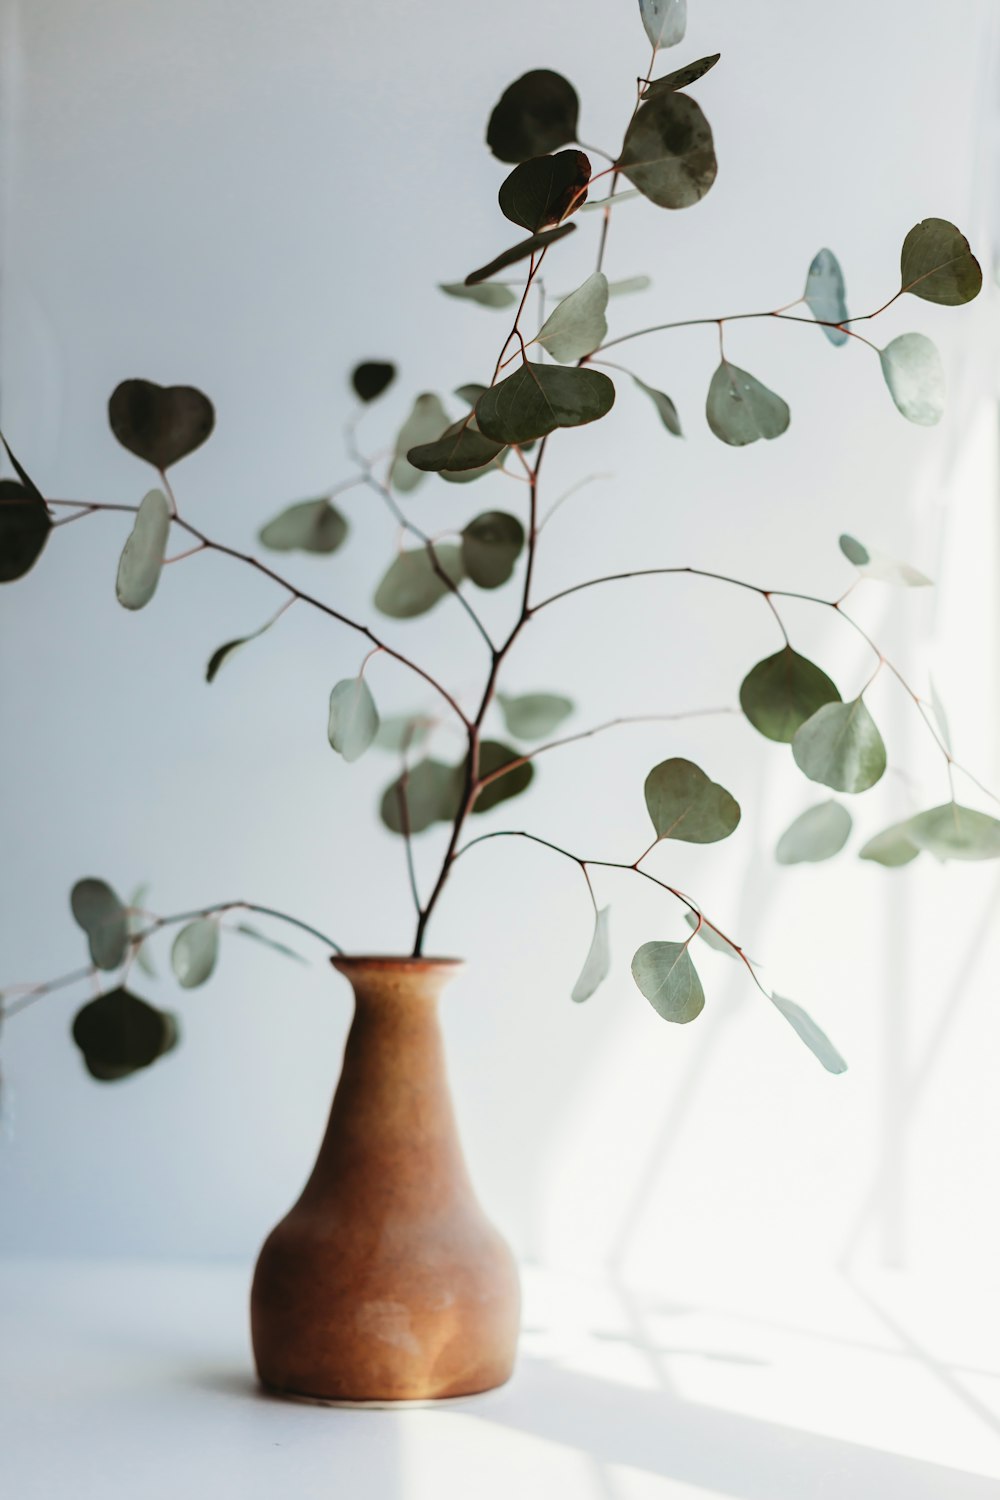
331,954 -> 465,973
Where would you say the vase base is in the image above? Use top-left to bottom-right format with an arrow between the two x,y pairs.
258,1374 -> 513,1409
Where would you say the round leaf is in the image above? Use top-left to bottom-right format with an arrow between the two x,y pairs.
792,698 -> 887,794
328,675 -> 380,763
71,878 -> 129,971
461,511 -> 525,589
572,907 -> 611,1003
407,419 -> 506,474
631,940 -> 704,1023
644,757 -> 741,844
439,282 -> 518,310
858,821 -> 920,868
618,92 -> 716,210
879,333 -> 944,426
0,479 -> 51,583
804,248 -> 848,346
486,70 -> 580,164
464,224 -> 576,286
258,498 -> 348,554
116,488 -> 170,610
633,376 -> 682,436
838,532 -> 931,586
770,995 -> 847,1074
380,758 -> 462,835
534,273 -> 609,363
72,987 -> 178,1081
642,54 -> 720,100
900,218 -> 982,306
351,362 -> 396,402
170,920 -> 219,989
706,361 -> 790,446
472,740 -> 535,814
740,647 -> 841,744
497,691 -> 573,740
374,542 -> 465,619
905,803 -> 1000,861
108,379 -> 214,470
390,394 -> 451,493
775,800 -> 852,865
475,362 -> 615,446
499,150 -> 591,232
638,0 -> 687,50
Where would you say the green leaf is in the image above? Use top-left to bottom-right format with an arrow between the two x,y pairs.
792,699 -> 887,794
497,691 -> 573,739
171,919 -> 220,989
439,282 -> 518,310
572,906 -> 611,1003
71,878 -> 129,971
770,994 -> 847,1074
472,740 -> 534,813
879,333 -> 944,426
486,70 -> 580,164
682,910 -> 741,959
607,275 -> 652,297
618,92 -> 716,209
233,923 -> 306,963
351,362 -> 395,402
116,488 -> 170,610
455,383 -> 489,406
380,758 -> 462,835
631,940 -> 704,1023
534,272 -> 608,363
127,883 -> 157,979
476,362 -> 615,445
706,361 -> 790,445
642,53 -> 720,99
0,479 -> 52,583
900,218 -> 982,306
499,150 -> 592,232
804,248 -> 848,346
905,803 -> 1000,861
644,757 -> 741,843
858,821 -> 920,868
464,224 -> 576,286
633,376 -> 682,436
390,394 -> 451,493
638,0 -> 687,50
407,418 -> 506,474
838,532 -> 931,586
259,497 -> 349,554
373,542 -> 465,619
580,189 -> 641,213
461,511 -> 525,588
72,987 -> 178,1081
205,610 -> 281,684
740,647 -> 841,744
108,379 -> 214,469
1,431 -> 46,500
375,714 -> 434,754
775,800 -> 852,865
328,675 -> 380,763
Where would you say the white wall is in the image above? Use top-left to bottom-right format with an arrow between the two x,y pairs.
1,0 -> 999,1298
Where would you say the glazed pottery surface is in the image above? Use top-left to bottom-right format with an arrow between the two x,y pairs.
250,956 -> 520,1402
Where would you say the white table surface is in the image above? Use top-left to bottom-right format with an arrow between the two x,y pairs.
2,1258 -> 999,1499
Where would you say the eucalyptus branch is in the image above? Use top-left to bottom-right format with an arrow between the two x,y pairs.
593,303 -> 890,359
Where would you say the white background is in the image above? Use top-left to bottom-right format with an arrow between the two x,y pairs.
1,0 -> 999,1334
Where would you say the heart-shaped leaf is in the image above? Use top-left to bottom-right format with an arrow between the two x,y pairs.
775,800 -> 852,865
905,803 -> 1000,861
258,497 -> 348,554
499,150 -> 591,232
461,511 -> 525,588
390,394 -> 451,493
351,361 -> 396,402
380,758 -> 462,835
171,919 -> 219,989
476,362 -> 615,446
497,691 -> 573,739
618,92 -> 716,209
0,479 -> 51,583
328,675 -> 380,763
879,333 -> 945,426
900,218 -> 982,306
642,53 -> 720,100
631,940 -> 704,1022
534,272 -> 608,363
486,70 -> 580,163
740,647 -> 841,743
116,488 -> 171,610
464,224 -> 577,286
770,994 -> 847,1074
572,906 -> 611,1002
633,376 -> 682,436
638,0 -> 687,50
706,361 -> 790,445
792,698 -> 887,794
644,757 -> 741,843
858,821 -> 920,868
374,542 -> 465,619
838,533 -> 931,586
407,418 -> 506,474
72,987 -> 178,1081
804,248 -> 848,346
682,910 -> 741,959
472,740 -> 535,813
71,878 -> 129,971
108,379 -> 214,469
440,282 -> 518,309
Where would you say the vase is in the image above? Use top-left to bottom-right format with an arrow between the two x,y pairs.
250,955 -> 520,1403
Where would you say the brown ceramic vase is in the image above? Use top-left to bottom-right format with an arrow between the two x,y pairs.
250,956 -> 520,1403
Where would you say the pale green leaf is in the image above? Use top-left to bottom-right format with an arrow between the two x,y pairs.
906,802 -> 1000,861
258,498 -> 348,554
116,488 -> 170,610
706,362 -> 790,445
644,757 -> 741,843
838,532 -> 931,586
375,714 -> 434,754
71,878 -> 129,971
170,919 -> 219,989
633,376 -> 682,436
771,994 -> 848,1074
374,543 -> 465,619
572,906 -> 611,1002
607,275 -> 652,297
534,273 -> 609,363
775,800 -> 852,865
858,821 -> 920,868
380,759 -> 462,835
234,923 -> 306,963
439,282 -> 518,309
328,675 -> 380,763
638,0 -> 687,50
461,511 -> 525,588
390,394 -> 450,492
804,248 -> 848,346
497,691 -> 573,740
631,940 -> 704,1022
879,333 -> 945,426
792,699 -> 887,794
682,910 -> 741,959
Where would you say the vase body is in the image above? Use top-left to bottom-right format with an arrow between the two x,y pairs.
250,956 -> 520,1402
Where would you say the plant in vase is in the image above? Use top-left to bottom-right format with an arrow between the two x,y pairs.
1,1 -> 996,1401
